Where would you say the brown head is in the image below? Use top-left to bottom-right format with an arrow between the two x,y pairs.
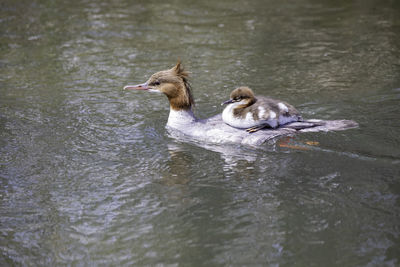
124,61 -> 195,110
221,86 -> 256,106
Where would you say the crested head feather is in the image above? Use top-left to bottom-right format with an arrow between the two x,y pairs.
171,61 -> 195,108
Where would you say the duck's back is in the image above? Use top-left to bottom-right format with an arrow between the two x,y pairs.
255,96 -> 299,117
239,97 -> 301,128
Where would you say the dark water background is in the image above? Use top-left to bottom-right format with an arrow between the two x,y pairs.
1,0 -> 400,265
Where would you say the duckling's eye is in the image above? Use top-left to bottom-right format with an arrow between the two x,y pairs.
153,81 -> 160,86
234,97 -> 241,101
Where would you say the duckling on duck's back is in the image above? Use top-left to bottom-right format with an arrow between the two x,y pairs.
222,87 -> 302,132
123,62 -> 358,146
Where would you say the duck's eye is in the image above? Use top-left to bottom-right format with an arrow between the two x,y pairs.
234,97 -> 241,101
149,80 -> 160,86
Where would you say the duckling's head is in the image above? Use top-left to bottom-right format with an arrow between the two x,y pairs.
222,86 -> 256,106
124,61 -> 195,110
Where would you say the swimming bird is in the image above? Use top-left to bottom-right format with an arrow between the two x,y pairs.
222,86 -> 302,133
123,62 -> 358,146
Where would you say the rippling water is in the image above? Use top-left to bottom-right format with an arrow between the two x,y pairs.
1,0 -> 400,265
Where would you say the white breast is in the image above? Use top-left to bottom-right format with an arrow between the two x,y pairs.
167,109 -> 196,128
222,103 -> 255,128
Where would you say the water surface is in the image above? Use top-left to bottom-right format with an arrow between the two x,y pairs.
1,0 -> 400,266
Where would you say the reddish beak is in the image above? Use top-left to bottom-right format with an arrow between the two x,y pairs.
123,82 -> 150,90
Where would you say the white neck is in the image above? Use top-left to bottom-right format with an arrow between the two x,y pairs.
167,108 -> 197,129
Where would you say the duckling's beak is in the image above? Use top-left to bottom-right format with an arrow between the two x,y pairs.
221,99 -> 234,106
123,82 -> 150,90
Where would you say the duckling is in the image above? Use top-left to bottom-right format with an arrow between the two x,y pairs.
222,86 -> 302,132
